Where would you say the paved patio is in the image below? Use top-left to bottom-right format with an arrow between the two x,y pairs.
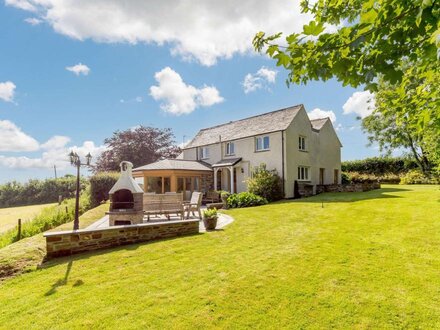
86,209 -> 233,232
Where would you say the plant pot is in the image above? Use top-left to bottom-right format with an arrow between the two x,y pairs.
203,216 -> 218,231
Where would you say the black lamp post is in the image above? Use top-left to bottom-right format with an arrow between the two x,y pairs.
69,151 -> 92,230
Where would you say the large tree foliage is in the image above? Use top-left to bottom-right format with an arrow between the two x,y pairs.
94,126 -> 180,172
362,67 -> 440,175
253,0 -> 440,129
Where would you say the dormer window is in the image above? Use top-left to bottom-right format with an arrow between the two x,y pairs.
299,136 -> 306,151
199,147 -> 209,159
256,136 -> 270,151
225,142 -> 235,155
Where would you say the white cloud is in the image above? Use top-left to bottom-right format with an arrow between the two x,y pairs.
24,17 -> 42,25
343,91 -> 376,119
243,66 -> 277,93
66,63 -> 90,76
0,120 -> 39,152
41,135 -> 71,150
308,108 -> 337,123
5,0 -> 37,12
5,0 -> 311,66
0,81 -> 16,102
150,67 -> 224,115
0,120 -> 105,169
0,140 -> 106,169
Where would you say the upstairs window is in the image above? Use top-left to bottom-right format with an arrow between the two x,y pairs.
225,142 -> 235,155
299,136 -> 306,151
256,136 -> 270,151
199,147 -> 209,159
297,166 -> 310,181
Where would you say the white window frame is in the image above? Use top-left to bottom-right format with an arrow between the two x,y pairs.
297,166 -> 310,181
199,147 -> 209,159
225,142 -> 235,156
299,136 -> 306,151
255,135 -> 270,152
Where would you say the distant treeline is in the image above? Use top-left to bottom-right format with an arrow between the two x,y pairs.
342,157 -> 419,175
0,176 -> 88,208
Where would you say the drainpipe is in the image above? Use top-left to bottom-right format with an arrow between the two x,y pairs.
281,131 -> 285,198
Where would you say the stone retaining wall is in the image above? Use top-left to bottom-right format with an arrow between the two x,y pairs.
316,182 -> 381,194
44,220 -> 199,258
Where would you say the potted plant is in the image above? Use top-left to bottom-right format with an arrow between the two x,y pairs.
220,191 -> 230,209
203,208 -> 218,231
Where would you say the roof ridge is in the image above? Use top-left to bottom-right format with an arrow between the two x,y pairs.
197,104 -> 303,132
310,117 -> 330,122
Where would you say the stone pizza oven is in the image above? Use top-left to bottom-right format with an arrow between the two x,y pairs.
107,161 -> 144,226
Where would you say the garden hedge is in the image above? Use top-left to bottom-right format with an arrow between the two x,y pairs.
89,172 -> 119,207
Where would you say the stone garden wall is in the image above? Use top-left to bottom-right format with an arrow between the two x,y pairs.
316,182 -> 381,194
44,220 -> 199,258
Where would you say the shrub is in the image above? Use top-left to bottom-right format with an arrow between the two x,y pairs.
203,208 -> 218,219
347,172 -> 379,184
89,172 -> 119,207
400,170 -> 440,185
0,191 -> 91,249
246,164 -> 283,202
227,192 -> 268,208
0,176 -> 88,208
341,172 -> 351,184
342,157 -> 419,175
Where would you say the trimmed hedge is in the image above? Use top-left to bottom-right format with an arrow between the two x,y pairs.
342,157 -> 418,175
0,176 -> 88,208
89,172 -> 119,207
227,192 -> 268,208
400,170 -> 440,184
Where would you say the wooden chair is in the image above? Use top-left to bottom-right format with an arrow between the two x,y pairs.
183,192 -> 203,220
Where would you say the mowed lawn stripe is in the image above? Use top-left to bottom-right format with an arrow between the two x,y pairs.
0,185 -> 439,329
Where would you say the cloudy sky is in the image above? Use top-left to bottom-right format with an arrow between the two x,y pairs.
0,0 -> 378,183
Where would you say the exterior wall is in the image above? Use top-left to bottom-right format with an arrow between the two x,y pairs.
44,220 -> 199,258
284,108 -> 342,198
182,131 -> 284,193
182,107 -> 342,198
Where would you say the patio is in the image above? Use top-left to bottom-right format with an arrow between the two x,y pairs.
86,209 -> 234,233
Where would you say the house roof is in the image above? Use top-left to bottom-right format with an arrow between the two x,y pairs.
212,158 -> 242,168
184,105 -> 303,149
133,159 -> 212,172
310,118 -> 330,131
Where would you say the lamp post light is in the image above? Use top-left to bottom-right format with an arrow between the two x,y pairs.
69,151 -> 92,230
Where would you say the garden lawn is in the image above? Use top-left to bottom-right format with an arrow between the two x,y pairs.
1,185 -> 440,329
0,203 -> 56,234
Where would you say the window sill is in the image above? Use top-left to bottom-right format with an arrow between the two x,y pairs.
255,149 -> 270,153
224,154 -> 235,157
298,149 -> 308,152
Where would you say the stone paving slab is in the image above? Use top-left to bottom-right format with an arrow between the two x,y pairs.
86,212 -> 233,232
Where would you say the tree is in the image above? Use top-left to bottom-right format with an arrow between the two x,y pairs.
94,126 -> 180,172
361,64 -> 440,175
253,0 -> 439,129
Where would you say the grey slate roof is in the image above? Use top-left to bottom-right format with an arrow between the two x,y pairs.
310,118 -> 330,130
133,159 -> 212,172
212,158 -> 242,168
184,105 -> 303,149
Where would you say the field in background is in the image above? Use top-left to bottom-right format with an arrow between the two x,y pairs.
0,203 -> 56,234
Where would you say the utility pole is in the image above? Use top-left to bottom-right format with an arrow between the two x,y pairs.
54,165 -> 57,179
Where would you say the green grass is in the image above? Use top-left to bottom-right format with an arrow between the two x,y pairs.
0,203 -> 56,234
0,203 -> 108,280
0,185 -> 440,328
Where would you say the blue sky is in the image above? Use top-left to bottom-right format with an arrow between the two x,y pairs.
0,0 -> 381,183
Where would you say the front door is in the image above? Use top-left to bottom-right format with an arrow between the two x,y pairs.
319,168 -> 325,185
